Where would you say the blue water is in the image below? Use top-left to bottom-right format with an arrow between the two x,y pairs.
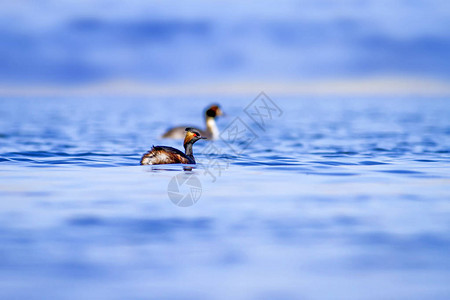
0,96 -> 450,299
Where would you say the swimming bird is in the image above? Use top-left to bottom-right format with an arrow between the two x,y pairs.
141,128 -> 206,165
161,104 -> 223,140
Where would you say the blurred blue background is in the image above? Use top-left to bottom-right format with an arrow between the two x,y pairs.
1,2 -> 450,299
1,0 -> 450,87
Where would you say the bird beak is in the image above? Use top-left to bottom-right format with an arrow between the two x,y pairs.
201,137 -> 207,139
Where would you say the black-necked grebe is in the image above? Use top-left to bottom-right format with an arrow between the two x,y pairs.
161,104 -> 223,140
141,128 -> 206,165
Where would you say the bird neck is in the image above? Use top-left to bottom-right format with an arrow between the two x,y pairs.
184,142 -> 194,157
206,117 -> 219,139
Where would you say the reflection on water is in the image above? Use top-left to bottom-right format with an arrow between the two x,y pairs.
0,97 -> 449,299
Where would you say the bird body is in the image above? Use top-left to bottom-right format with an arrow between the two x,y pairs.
141,128 -> 206,165
161,105 -> 223,140
140,146 -> 194,165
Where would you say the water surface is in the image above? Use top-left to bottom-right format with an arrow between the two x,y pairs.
0,96 -> 449,299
